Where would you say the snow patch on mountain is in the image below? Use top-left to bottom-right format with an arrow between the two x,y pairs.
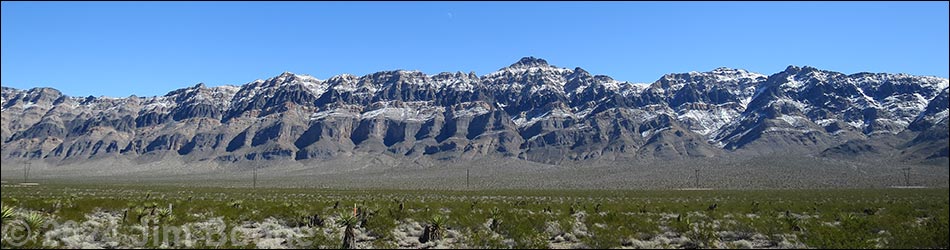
362,101 -> 443,121
678,108 -> 741,136
776,115 -> 810,128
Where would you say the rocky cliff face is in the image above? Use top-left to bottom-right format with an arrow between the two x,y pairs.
2,57 -> 948,166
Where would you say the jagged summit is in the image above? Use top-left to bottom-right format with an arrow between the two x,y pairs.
710,67 -> 749,74
271,71 -> 319,81
572,67 -> 590,75
506,56 -> 551,69
781,65 -> 823,74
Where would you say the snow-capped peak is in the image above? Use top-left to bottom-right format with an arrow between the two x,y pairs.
507,56 -> 551,69
327,74 -> 358,82
272,71 -> 321,83
485,57 -> 572,79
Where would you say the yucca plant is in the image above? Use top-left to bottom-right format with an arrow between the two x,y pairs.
131,206 -> 147,224
64,194 -> 78,208
420,214 -> 446,243
488,207 -> 502,231
308,213 -> 325,228
24,212 -> 48,235
783,215 -> 803,232
337,212 -> 359,249
122,202 -> 136,220
228,199 -> 244,209
1,206 -> 14,225
671,214 -> 691,235
488,207 -> 501,217
357,208 -> 370,228
290,210 -> 309,227
155,207 -> 175,224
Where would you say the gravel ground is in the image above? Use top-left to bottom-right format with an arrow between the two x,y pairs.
1,153 -> 947,189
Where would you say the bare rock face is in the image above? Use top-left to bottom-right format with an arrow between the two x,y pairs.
2,57 -> 948,167
900,88 -> 950,163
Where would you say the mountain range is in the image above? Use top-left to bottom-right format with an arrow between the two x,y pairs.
2,57 -> 948,169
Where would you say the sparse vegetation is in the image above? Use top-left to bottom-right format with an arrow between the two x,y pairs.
0,183 -> 947,249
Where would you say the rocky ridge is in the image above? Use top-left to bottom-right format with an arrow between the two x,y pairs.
2,57 -> 947,167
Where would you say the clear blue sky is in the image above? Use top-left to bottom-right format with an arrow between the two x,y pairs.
2,1 -> 948,97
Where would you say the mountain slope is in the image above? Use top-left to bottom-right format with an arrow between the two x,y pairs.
2,57 -> 947,167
